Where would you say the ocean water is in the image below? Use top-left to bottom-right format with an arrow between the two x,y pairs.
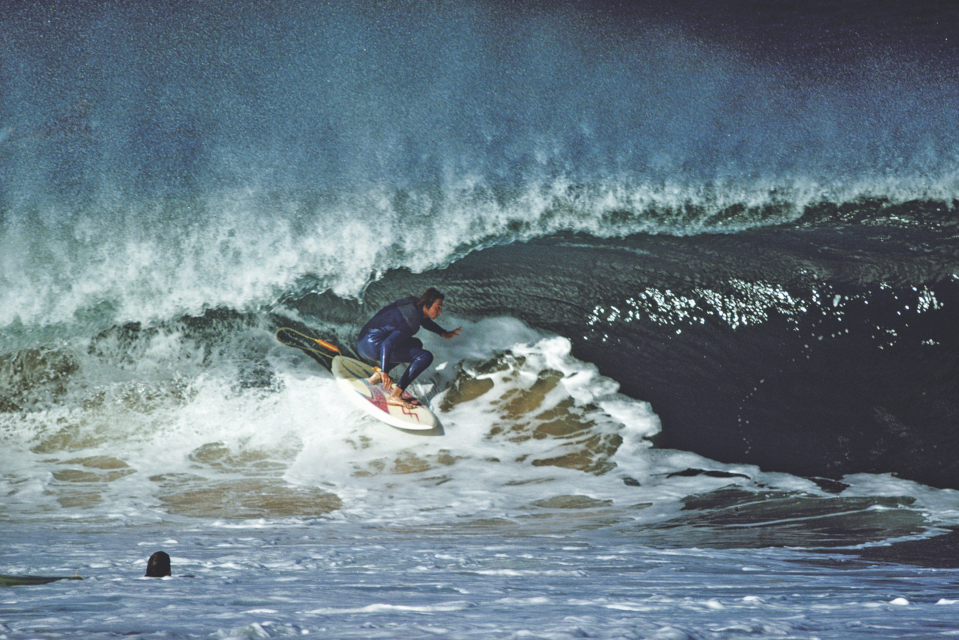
2,1 -> 959,638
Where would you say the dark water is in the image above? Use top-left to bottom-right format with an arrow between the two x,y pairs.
6,8 -> 959,639
348,199 -> 959,487
2,0 -> 959,490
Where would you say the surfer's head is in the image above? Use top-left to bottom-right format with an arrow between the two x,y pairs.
146,551 -> 171,577
417,287 -> 446,319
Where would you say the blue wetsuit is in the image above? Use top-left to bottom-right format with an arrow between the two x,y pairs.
357,296 -> 446,390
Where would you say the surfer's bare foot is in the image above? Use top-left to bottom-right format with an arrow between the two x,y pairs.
387,388 -> 414,410
368,371 -> 382,386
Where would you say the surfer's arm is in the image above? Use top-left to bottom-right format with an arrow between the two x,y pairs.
421,317 -> 447,336
423,317 -> 461,339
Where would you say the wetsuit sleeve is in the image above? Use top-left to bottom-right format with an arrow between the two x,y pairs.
421,317 -> 446,336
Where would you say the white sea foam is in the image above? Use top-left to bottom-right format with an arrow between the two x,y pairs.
3,2 -> 959,637
2,169 -> 955,336
3,312 -> 958,534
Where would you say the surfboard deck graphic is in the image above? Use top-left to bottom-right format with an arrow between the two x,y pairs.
331,355 -> 439,431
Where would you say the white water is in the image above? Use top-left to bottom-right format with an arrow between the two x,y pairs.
3,316 -> 959,638
5,522 -> 959,640
4,2 -> 959,635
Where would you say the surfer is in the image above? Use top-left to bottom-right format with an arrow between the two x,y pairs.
357,287 -> 462,409
145,551 -> 171,577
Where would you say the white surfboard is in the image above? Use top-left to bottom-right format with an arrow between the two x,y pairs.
331,355 -> 439,431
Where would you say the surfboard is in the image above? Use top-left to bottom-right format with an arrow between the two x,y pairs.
0,573 -> 82,586
275,327 -> 440,431
331,355 -> 439,431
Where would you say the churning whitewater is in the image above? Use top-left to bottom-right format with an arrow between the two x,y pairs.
2,1 -> 959,638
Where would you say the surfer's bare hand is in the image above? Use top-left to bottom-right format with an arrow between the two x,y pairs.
443,327 -> 462,339
380,372 -> 394,390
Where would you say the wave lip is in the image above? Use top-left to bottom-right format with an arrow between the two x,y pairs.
423,199 -> 959,489
5,0 -> 959,335
2,189 -> 955,347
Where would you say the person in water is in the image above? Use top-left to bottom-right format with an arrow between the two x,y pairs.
357,287 -> 462,409
145,551 -> 171,577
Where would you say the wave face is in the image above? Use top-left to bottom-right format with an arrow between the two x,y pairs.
3,1 -> 959,333
1,0 -> 958,509
5,5 -> 959,638
421,202 -> 959,487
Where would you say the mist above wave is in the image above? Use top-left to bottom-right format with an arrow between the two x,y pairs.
4,0 -> 958,336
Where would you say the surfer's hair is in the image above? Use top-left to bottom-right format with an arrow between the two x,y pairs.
416,287 -> 445,309
146,551 -> 171,577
